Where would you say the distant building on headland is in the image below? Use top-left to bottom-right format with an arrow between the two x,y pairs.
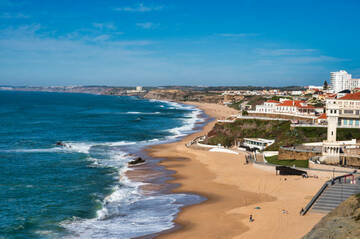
330,70 -> 360,93
126,86 -> 146,94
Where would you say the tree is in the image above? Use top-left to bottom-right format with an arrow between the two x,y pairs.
323,80 -> 328,90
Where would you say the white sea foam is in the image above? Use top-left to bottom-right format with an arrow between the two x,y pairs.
126,111 -> 161,115
61,144 -> 205,239
165,104 -> 204,139
12,99 -> 206,239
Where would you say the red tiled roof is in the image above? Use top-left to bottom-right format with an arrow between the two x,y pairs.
338,92 -> 360,100
277,100 -> 305,107
266,100 -> 279,103
317,113 -> 327,119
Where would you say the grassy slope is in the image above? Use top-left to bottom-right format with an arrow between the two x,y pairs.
206,119 -> 360,150
265,155 -> 309,168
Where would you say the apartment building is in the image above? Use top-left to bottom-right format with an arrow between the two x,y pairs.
326,92 -> 360,129
330,70 -> 360,93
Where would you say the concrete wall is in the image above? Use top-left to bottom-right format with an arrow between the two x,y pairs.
248,112 -> 314,122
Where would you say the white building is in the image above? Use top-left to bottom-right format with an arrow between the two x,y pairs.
255,100 -> 279,113
326,92 -> 360,129
322,92 -> 360,158
290,90 -> 303,96
254,99 -> 321,116
330,70 -> 360,93
242,138 -> 275,151
308,85 -> 323,90
126,86 -> 146,94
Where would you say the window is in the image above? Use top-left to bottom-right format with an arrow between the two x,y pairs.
344,119 -> 347,125
344,110 -> 353,114
356,120 -> 359,127
349,120 -> 353,126
356,110 -> 359,115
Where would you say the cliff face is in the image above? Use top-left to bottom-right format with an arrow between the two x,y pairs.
303,194 -> 360,239
143,89 -> 223,103
143,89 -> 188,101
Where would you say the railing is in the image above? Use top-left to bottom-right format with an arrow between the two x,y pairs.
300,172 -> 356,215
291,123 -> 360,129
247,111 -> 317,119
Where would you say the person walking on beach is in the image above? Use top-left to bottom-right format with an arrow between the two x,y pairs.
249,214 -> 254,222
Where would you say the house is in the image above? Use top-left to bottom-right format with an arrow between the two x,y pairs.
255,100 -> 279,113
275,100 -> 320,116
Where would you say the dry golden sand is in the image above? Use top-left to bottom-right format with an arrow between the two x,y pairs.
146,102 -> 336,239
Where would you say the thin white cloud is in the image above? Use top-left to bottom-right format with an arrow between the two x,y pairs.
0,12 -> 30,19
92,22 -> 116,30
136,22 -> 159,29
255,48 -> 319,56
254,48 -> 345,64
114,3 -> 163,12
93,34 -> 111,42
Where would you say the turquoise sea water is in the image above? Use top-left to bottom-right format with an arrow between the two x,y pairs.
0,91 -> 205,239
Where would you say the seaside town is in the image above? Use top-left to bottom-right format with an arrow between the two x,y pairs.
2,1 -> 360,238
3,71 -> 360,225
2,71 -> 360,238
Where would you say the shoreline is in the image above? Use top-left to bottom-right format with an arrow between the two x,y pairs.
142,101 -> 332,239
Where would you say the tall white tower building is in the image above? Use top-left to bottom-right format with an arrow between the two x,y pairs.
325,99 -> 339,142
330,70 -> 352,93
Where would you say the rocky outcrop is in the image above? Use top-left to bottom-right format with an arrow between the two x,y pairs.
303,194 -> 360,239
128,157 -> 146,166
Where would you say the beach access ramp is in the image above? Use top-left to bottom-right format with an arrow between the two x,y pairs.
301,174 -> 360,215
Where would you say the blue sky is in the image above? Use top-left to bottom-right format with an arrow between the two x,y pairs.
0,0 -> 359,86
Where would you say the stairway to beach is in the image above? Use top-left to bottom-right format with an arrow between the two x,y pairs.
311,180 -> 360,213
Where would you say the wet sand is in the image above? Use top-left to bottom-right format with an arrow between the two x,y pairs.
145,102 -> 334,239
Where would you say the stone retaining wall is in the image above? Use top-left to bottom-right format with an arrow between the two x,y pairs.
278,147 -> 321,160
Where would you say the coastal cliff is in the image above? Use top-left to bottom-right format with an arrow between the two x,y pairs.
143,89 -> 223,103
303,194 -> 360,239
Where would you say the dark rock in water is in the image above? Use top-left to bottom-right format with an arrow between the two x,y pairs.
128,157 -> 146,166
56,141 -> 66,147
56,141 -> 71,148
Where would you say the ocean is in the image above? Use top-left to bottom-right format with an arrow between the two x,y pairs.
0,91 -> 206,239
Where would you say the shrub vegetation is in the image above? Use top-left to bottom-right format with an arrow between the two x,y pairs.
205,119 -> 360,150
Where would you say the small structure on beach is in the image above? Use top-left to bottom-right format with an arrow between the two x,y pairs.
275,166 -> 307,176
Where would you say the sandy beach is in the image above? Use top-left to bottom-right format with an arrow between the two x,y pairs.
146,102 -> 344,239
